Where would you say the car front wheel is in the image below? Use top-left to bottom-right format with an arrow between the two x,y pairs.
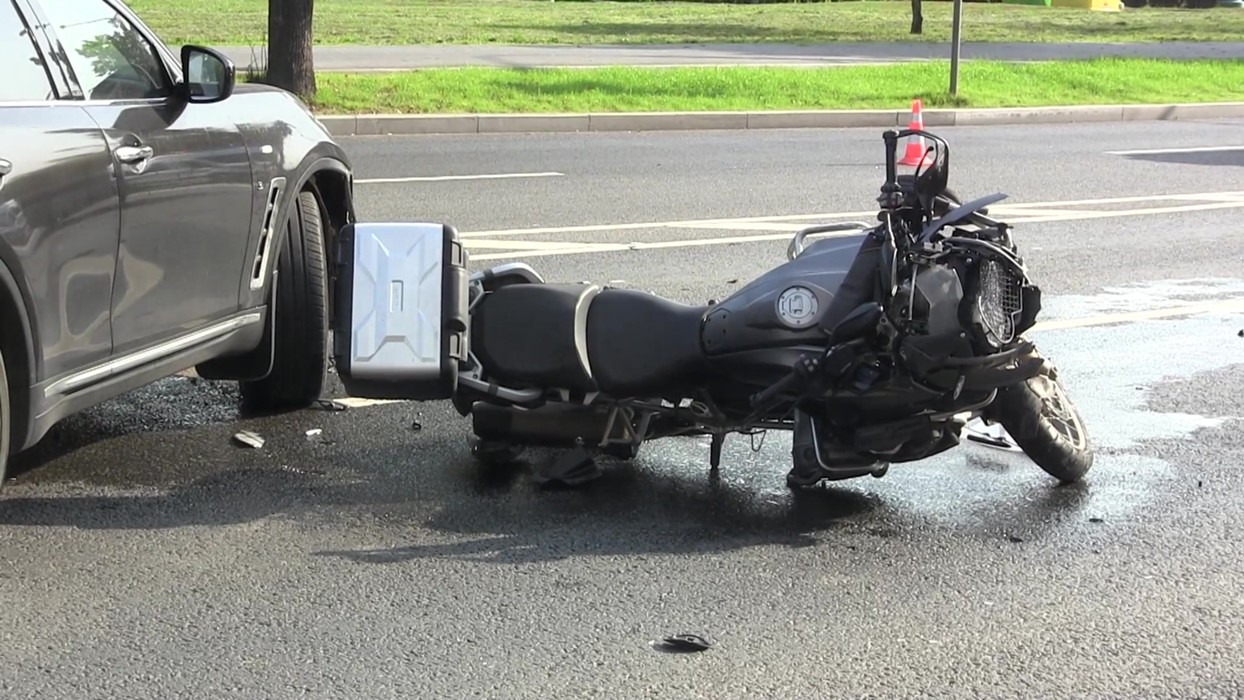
239,189 -> 330,412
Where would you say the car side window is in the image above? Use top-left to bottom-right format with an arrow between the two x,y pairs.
1,0 -> 55,101
36,0 -> 171,101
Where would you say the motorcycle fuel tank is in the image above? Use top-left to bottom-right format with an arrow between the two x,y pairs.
701,232 -> 880,358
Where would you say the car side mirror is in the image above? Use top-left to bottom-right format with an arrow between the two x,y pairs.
180,45 -> 235,103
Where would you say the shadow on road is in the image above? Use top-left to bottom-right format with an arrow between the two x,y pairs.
1115,150 -> 1244,167
6,376 -> 245,478
314,457 -> 883,564
0,409 -> 1098,558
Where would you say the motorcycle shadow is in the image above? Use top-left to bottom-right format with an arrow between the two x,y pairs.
315,447 -> 886,566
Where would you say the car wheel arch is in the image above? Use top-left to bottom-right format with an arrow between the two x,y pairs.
279,158 -> 353,314
196,158 -> 352,383
0,257 -> 38,452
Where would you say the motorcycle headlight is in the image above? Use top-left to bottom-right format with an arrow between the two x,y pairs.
972,258 -> 1023,348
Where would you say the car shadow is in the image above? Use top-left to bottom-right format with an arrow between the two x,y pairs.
5,375 -> 245,477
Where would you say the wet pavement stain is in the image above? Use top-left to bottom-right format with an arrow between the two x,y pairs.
1,277 -> 1240,555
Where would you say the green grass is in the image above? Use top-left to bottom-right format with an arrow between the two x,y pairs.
309,59 -> 1244,114
123,0 -> 1244,47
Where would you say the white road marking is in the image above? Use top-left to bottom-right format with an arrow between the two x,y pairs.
463,190 -> 1244,261
334,397 -> 404,408
459,190 -> 1244,245
458,238 -> 617,251
459,211 -> 879,239
355,171 -> 564,184
1032,298 -> 1244,332
467,230 -> 866,261
1105,145 -> 1244,156
993,200 -> 1244,225
1008,191 -> 1244,208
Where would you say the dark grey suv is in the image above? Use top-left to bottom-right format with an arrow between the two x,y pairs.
1,0 -> 356,481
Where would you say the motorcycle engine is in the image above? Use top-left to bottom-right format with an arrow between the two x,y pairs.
890,251 -> 1033,375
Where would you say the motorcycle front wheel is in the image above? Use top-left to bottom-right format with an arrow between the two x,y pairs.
988,354 -> 1094,484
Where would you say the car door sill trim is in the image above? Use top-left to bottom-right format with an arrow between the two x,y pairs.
44,312 -> 263,398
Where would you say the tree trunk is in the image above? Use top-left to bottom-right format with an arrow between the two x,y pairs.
910,0 -> 923,34
266,0 -> 316,100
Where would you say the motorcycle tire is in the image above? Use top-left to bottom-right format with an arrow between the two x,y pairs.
988,355 -> 1094,484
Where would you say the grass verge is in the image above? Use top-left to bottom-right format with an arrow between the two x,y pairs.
125,0 -> 1244,47
309,59 -> 1244,114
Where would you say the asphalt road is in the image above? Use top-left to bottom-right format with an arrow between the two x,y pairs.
219,41 -> 1244,71
3,120 -> 1244,699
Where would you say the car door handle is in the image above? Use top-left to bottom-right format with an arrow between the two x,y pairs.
114,145 -> 153,164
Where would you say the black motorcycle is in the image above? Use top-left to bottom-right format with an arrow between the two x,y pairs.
331,128 -> 1093,488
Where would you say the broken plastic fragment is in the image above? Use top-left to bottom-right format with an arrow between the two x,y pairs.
964,418 -> 1020,452
653,634 -> 713,653
316,399 -> 347,412
532,446 -> 601,488
233,431 -> 264,449
306,428 -> 323,438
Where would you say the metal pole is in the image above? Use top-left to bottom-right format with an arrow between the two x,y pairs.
950,0 -> 963,96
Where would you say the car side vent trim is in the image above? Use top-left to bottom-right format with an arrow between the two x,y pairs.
250,177 -> 287,290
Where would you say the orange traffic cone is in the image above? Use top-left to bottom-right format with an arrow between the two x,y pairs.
899,99 -> 934,168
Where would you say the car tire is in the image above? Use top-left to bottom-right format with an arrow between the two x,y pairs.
0,344 -> 10,485
239,189 -> 330,412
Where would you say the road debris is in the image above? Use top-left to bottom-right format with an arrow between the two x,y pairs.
964,418 -> 1020,451
233,431 -> 265,449
652,634 -> 713,653
306,428 -> 323,438
315,399 -> 348,412
1007,535 -> 1024,543
533,445 -> 601,488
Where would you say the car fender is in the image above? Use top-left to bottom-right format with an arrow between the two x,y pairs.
0,248 -> 40,450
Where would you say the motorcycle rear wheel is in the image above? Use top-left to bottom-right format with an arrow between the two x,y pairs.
988,355 -> 1094,484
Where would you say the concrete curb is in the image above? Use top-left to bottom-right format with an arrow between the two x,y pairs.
316,102 -> 1244,136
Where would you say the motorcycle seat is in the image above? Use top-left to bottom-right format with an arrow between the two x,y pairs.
584,288 -> 711,398
472,283 -> 602,393
472,283 -> 712,400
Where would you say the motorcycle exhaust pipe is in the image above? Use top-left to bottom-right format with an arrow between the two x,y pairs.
472,403 -> 616,448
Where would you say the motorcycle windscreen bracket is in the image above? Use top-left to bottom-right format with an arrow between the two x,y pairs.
331,222 -> 470,400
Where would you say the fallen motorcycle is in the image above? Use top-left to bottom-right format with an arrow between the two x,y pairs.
330,128 -> 1093,488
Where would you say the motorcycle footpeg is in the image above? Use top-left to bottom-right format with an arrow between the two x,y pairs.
533,445 -> 602,489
